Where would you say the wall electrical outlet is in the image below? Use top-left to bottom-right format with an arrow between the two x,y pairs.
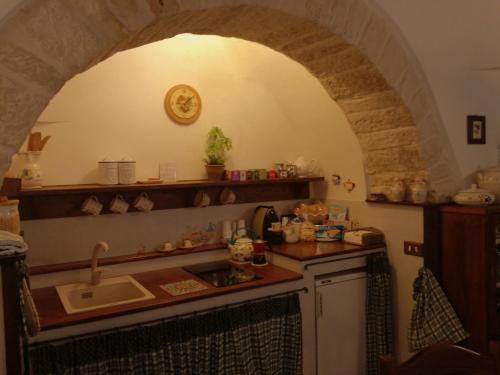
404,241 -> 423,257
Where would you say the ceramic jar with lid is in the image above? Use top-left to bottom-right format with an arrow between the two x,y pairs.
477,165 -> 500,200
454,184 -> 495,207
409,179 -> 428,204
386,178 -> 406,202
229,237 -> 253,263
118,156 -> 136,185
0,198 -> 21,234
98,156 -> 118,185
17,151 -> 42,188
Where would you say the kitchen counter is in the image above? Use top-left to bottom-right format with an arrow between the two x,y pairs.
269,241 -> 385,261
31,262 -> 302,331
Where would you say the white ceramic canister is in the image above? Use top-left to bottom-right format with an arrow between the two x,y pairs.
98,157 -> 118,185
118,156 -> 136,185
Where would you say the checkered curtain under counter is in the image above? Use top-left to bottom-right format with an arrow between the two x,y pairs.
366,252 -> 394,375
29,294 -> 302,375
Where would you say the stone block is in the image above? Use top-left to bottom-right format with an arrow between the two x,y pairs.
357,127 -> 418,151
62,1 -> 129,43
347,106 -> 414,133
0,40 -> 64,93
0,76 -> 51,150
283,35 -> 349,62
341,0 -> 371,45
105,0 -> 160,32
326,0 -> 351,36
321,64 -> 390,100
397,68 -> 422,105
5,0 -> 109,75
367,170 -> 428,189
408,89 -> 432,125
365,144 -> 424,174
337,90 -> 403,113
377,36 -> 409,89
305,46 -> 370,77
358,13 -> 390,64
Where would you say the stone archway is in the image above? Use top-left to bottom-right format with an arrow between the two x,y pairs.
0,0 -> 460,200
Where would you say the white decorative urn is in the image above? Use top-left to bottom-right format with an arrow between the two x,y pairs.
386,178 -> 406,202
409,179 -> 428,204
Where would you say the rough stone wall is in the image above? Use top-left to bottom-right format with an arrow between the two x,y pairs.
0,0 -> 460,200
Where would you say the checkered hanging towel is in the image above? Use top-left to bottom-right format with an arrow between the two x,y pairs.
366,252 -> 393,375
408,266 -> 469,352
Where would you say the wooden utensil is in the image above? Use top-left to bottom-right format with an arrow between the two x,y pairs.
39,136 -> 51,151
28,132 -> 41,151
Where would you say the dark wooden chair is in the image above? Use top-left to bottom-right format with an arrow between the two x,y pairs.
380,344 -> 497,375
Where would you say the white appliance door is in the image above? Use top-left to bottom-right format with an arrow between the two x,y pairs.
316,271 -> 367,375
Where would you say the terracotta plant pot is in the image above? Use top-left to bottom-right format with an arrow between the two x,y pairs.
205,164 -> 225,180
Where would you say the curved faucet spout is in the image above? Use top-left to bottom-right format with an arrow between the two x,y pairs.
90,241 -> 110,285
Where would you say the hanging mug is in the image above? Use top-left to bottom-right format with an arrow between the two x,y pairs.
109,194 -> 129,214
134,192 -> 154,212
81,195 -> 103,216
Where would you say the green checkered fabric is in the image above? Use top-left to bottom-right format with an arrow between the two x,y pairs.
408,267 -> 469,352
366,252 -> 393,375
30,294 -> 302,375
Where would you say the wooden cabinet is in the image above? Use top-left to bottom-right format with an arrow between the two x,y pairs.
439,205 -> 500,352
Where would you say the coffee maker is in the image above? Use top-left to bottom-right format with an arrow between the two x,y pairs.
252,205 -> 282,245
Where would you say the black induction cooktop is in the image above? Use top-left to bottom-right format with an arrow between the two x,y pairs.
183,260 -> 262,288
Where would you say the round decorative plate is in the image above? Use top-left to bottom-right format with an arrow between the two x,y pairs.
164,84 -> 202,125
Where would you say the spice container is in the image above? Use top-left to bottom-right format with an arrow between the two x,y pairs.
0,198 -> 21,235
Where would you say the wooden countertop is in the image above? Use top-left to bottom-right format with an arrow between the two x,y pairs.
31,262 -> 302,331
269,241 -> 385,261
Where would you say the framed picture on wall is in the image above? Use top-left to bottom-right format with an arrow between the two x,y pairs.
467,115 -> 486,144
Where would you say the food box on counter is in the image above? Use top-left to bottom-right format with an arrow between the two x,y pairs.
314,225 -> 344,242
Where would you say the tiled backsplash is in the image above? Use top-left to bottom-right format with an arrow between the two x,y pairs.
22,200 -> 299,266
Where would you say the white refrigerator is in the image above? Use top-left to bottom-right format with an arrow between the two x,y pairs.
315,270 -> 367,375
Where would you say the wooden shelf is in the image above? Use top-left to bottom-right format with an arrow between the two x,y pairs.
365,199 -> 443,208
3,177 -> 323,220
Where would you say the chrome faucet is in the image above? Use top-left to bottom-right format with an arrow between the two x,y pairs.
90,241 -> 110,285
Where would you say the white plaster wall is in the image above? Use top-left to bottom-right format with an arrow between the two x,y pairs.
14,35 -> 366,263
375,0 -> 500,180
9,34 -> 365,200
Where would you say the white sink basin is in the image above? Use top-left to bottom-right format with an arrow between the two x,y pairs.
56,275 -> 155,314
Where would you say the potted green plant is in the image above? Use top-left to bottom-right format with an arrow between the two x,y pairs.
204,126 -> 232,180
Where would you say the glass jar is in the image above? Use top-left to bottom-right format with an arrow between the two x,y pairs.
17,151 -> 42,188
0,199 -> 21,234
